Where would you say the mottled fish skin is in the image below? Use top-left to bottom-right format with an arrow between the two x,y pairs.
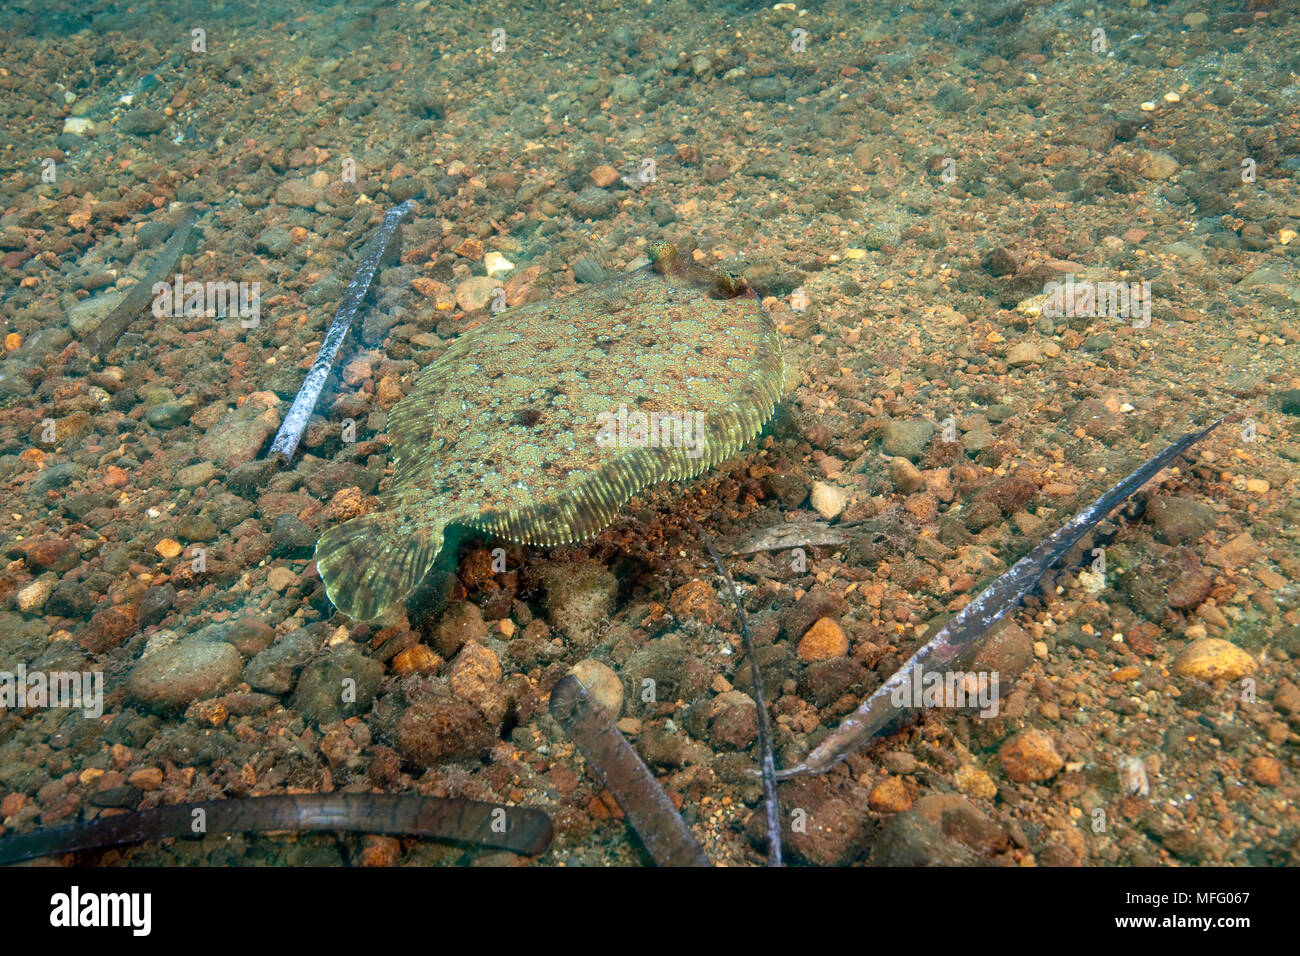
316,242 -> 784,620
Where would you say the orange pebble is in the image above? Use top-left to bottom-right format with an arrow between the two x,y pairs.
4,332 -> 20,351
289,226 -> 308,243
104,465 -> 129,488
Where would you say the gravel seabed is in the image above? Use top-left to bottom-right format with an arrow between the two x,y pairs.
0,0 -> 1296,866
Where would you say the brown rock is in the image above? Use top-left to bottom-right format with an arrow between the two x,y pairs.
1244,756 -> 1282,787
1167,570 -> 1212,610
668,579 -> 725,626
798,617 -> 849,662
998,728 -> 1064,783
24,539 -> 79,573
395,697 -> 496,767
1206,533 -> 1261,569
707,691 -> 756,749
868,775 -> 912,812
432,601 -> 487,658
590,165 -> 619,187
448,641 -> 506,722
1172,637 -> 1256,681
391,644 -> 442,676
455,276 -> 502,313
79,604 -> 139,653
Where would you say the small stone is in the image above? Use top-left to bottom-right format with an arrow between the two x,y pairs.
454,276 -> 501,312
396,697 -> 496,767
1006,340 -> 1044,366
1147,496 -> 1215,544
145,402 -> 193,429
1243,756 -> 1281,787
534,560 -> 617,649
196,396 -> 281,470
868,775 -> 912,812
16,575 -> 56,613
571,659 -> 624,716
1136,149 -> 1179,180
998,728 -> 1064,783
244,628 -> 319,694
889,457 -> 923,493
176,515 -> 217,543
154,538 -> 182,559
126,635 -> 241,711
590,165 -> 619,188
454,237 -> 484,260
954,765 -> 998,799
708,690 -> 757,749
391,644 -> 442,676
266,566 -> 297,592
797,617 -> 849,662
291,643 -> 384,724
448,641 -> 506,723
176,462 -> 217,488
24,539 -> 79,573
79,604 -> 138,653
668,579 -> 725,625
570,186 -> 615,219
224,617 -> 274,656
484,251 -> 514,277
810,481 -> 847,520
1172,637 -> 1257,681
127,768 -> 164,791
117,108 -> 166,135
1206,533 -> 1261,569
881,419 -> 934,461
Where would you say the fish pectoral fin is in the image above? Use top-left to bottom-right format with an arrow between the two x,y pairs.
315,513 -> 443,621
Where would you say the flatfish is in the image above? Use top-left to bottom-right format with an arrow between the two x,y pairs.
316,241 -> 784,619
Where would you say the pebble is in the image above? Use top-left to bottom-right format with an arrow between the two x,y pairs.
244,628 -> 319,694
79,604 -> 138,653
16,575 -> 55,613
196,397 -> 281,470
397,694 -> 497,768
483,251 -> 514,277
570,186 -> 615,219
797,617 -> 849,662
24,538 -> 78,573
1243,756 -> 1281,787
534,560 -> 617,649
176,461 -> 217,488
448,641 -> 507,723
1136,149 -> 1180,180
571,659 -> 623,716
126,634 -> 242,711
707,691 -> 756,749
454,276 -> 501,312
881,419 -> 935,461
1006,340 -> 1044,366
176,515 -> 217,542
391,644 -> 441,676
998,728 -> 1064,782
868,775 -> 912,812
889,457 -> 923,493
809,481 -> 847,519
432,601 -> 487,657
1172,637 -> 1257,681
154,538 -> 183,558
291,642 -> 384,724
117,107 -> 166,135
954,765 -> 998,799
589,165 -> 619,187
266,566 -> 297,592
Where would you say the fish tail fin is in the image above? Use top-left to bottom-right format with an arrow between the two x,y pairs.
315,511 -> 443,621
